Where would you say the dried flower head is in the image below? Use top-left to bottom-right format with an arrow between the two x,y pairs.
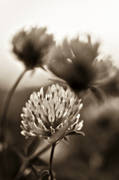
12,27 -> 55,69
46,35 -> 100,92
21,84 -> 83,140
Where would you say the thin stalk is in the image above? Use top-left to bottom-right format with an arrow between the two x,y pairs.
49,143 -> 56,180
0,68 -> 27,142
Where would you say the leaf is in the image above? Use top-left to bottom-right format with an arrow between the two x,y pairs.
66,131 -> 85,137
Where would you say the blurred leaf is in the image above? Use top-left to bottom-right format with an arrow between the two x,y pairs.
66,131 -> 85,137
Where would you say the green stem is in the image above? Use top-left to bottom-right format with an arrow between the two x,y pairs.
0,68 -> 27,142
49,143 -> 56,180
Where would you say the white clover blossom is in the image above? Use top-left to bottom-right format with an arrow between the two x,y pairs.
20,84 -> 83,139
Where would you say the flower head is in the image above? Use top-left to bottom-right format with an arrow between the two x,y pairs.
46,35 -> 100,91
12,27 -> 55,69
21,84 -> 83,140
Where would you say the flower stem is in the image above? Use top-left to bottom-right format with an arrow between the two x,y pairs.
0,68 -> 27,143
49,143 -> 56,180
14,119 -> 73,179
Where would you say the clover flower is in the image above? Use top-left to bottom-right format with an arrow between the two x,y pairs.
46,35 -> 100,91
20,84 -> 83,140
12,27 -> 55,69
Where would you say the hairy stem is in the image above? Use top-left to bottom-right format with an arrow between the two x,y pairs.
49,143 -> 56,180
0,68 -> 27,142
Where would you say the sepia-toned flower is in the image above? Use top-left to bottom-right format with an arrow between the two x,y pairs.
46,35 -> 100,92
20,84 -> 83,140
12,27 -> 55,69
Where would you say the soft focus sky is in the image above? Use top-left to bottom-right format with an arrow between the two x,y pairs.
0,0 -> 119,88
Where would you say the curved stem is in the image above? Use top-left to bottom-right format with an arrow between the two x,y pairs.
0,68 -> 27,142
49,143 -> 56,180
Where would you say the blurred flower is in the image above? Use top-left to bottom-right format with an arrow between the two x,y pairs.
46,35 -> 100,92
12,27 -> 55,69
21,84 -> 83,140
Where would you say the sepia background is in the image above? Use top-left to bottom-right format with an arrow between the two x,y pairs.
0,0 -> 119,179
0,0 -> 119,90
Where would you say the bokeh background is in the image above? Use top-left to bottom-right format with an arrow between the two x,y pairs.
1,0 -> 119,90
1,0 -> 119,179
